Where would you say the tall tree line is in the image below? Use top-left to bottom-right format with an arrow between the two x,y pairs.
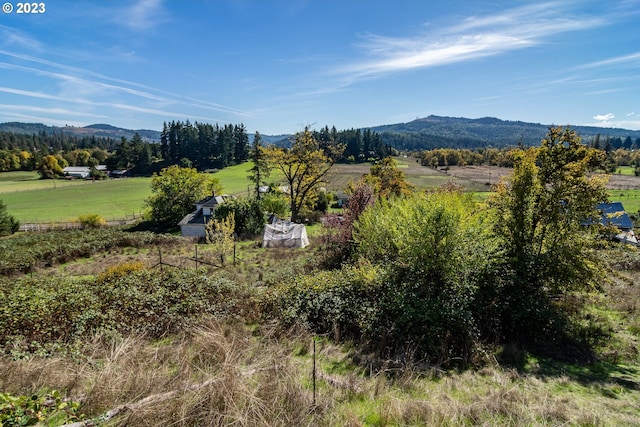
0,130 -> 118,152
160,121 -> 250,170
311,126 -> 390,162
0,131 -> 118,172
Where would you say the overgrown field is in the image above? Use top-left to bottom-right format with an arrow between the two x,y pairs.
2,228 -> 640,426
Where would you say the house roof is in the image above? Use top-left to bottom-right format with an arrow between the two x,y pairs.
196,195 -> 228,208
179,194 -> 231,227
596,202 -> 634,230
177,209 -> 212,227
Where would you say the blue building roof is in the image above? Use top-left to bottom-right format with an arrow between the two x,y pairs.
596,202 -> 634,230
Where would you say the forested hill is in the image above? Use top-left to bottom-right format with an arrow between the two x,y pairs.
370,115 -> 640,150
3,116 -> 640,151
0,122 -> 161,142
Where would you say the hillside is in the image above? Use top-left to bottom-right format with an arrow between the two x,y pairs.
0,122 -> 161,142
3,115 -> 640,150
371,115 -> 640,150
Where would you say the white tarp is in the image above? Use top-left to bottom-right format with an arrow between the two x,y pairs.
262,221 -> 309,248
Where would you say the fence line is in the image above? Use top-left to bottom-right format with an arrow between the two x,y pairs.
18,212 -> 144,232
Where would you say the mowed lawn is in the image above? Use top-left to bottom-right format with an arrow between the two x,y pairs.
0,165 -> 260,223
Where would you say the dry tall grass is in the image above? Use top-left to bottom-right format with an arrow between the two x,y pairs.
3,319 -> 640,426
1,320 -> 321,426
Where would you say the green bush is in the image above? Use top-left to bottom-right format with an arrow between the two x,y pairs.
214,197 -> 264,236
268,192 -> 500,366
0,268 -> 254,355
0,199 -> 19,236
260,192 -> 289,218
76,213 -> 106,228
0,228 -> 179,275
0,389 -> 84,426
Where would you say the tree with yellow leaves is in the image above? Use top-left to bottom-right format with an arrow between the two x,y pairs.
263,127 -> 343,222
205,212 -> 235,266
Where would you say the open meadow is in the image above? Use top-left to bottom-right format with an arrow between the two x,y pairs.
4,160 -> 640,225
0,174 -> 153,223
0,160 -> 491,225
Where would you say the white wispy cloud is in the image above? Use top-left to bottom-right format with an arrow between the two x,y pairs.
577,52 -> 640,69
334,2 -> 605,81
122,0 -> 169,31
594,113 -> 615,121
0,86 -> 223,123
0,49 -> 247,116
0,104 -> 109,119
0,25 -> 43,51
587,118 -> 640,130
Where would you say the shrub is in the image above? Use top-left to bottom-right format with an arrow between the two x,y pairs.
214,197 -> 264,236
269,192 -> 499,366
260,192 -> 289,218
0,269 -> 255,355
97,261 -> 146,282
0,228 -> 179,275
76,213 -> 107,229
0,200 -> 19,236
0,389 -> 84,426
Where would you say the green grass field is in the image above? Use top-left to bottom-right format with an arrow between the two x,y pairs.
612,166 -> 636,176
6,161 -> 632,224
0,171 -> 97,193
0,166 -> 260,223
1,176 -> 153,223
0,161 -> 497,224
608,189 -> 640,213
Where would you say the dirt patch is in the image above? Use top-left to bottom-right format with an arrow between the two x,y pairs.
443,166 -> 640,190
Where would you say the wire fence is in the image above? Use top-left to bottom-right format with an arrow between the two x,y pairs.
18,212 -> 144,232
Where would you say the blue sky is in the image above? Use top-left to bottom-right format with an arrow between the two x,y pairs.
0,0 -> 639,135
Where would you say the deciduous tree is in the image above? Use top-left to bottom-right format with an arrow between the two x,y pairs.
145,165 -> 222,228
366,156 -> 414,198
264,127 -> 343,222
38,154 -> 64,179
488,126 -> 609,340
205,212 -> 235,266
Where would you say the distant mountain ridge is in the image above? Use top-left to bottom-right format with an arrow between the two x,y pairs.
2,116 -> 640,149
369,115 -> 640,149
0,122 -> 162,142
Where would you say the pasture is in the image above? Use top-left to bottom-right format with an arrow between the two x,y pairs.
0,176 -> 152,223
0,171 -> 94,193
1,160 -> 491,224
5,160 -> 639,224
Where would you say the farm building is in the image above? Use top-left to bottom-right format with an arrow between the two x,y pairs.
110,169 -> 129,178
178,193 -> 231,238
596,202 -> 637,245
63,165 -> 107,179
262,220 -> 309,248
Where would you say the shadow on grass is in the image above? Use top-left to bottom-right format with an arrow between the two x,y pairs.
497,339 -> 640,392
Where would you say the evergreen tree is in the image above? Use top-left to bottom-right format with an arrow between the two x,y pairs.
0,199 -> 19,236
247,132 -> 271,199
234,124 -> 250,163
